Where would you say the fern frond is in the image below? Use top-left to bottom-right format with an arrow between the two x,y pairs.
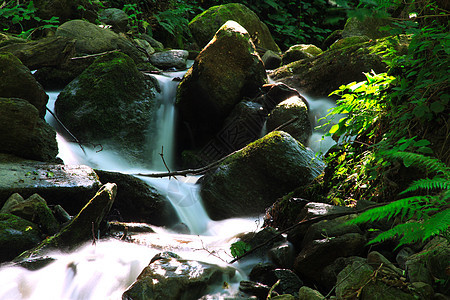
381,150 -> 449,175
421,210 -> 450,242
401,177 -> 450,194
368,222 -> 423,247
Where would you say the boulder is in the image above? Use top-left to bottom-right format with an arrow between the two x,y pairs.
0,213 -> 42,263
330,35 -> 371,51
177,20 -> 267,150
98,8 -> 129,33
298,287 -> 325,300
282,44 -> 323,65
342,16 -> 394,40
94,170 -> 179,226
55,52 -> 159,162
55,19 -> 146,63
2,193 -> 59,235
262,50 -> 282,69
268,243 -> 296,269
239,280 -> 277,299
320,256 -> 367,291
200,131 -> 324,220
270,35 -> 410,98
0,52 -> 48,117
266,95 -> 312,145
150,50 -> 189,70
0,98 -> 58,161
0,154 -> 102,215
123,252 -> 236,300
189,3 -> 280,52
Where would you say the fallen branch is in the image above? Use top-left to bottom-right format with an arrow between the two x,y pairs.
71,50 -> 119,60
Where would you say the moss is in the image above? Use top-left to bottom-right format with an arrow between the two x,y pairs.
330,36 -> 371,51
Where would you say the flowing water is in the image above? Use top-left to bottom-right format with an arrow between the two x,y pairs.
0,70 -> 337,299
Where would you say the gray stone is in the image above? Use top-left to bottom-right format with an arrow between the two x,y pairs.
150,49 -> 189,70
342,16 -> 394,40
282,44 -> 323,65
396,247 -> 415,269
268,243 -> 296,269
98,8 -> 129,33
320,256 -> 367,291
262,50 -> 281,69
298,286 -> 325,300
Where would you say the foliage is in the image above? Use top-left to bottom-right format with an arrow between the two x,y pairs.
230,241 -> 251,258
122,3 -> 150,33
0,0 -> 59,39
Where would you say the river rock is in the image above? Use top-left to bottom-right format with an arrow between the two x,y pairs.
177,20 -> 267,150
0,154 -> 101,215
150,49 -> 188,70
123,252 -> 236,300
0,52 -> 48,117
55,51 -> 159,163
320,256 -> 367,291
342,16 -> 394,40
266,95 -> 312,145
55,19 -> 146,63
2,193 -> 59,235
298,286 -> 325,300
98,8 -> 129,33
189,3 -> 280,53
0,98 -> 58,162
200,131 -> 324,220
282,44 -> 323,65
0,213 -> 43,263
262,50 -> 282,69
239,280 -> 277,299
94,170 -> 179,226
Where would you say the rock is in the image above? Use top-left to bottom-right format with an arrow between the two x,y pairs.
239,280 -> 277,299
16,183 -> 117,259
133,38 -> 155,56
342,17 -> 394,40
123,252 -> 236,300
396,247 -> 415,269
268,243 -> 296,269
282,44 -> 323,65
265,197 -> 309,232
249,263 -> 277,283
266,95 -> 312,145
177,20 -> 267,150
98,8 -> 129,33
34,0 -> 99,24
271,295 -> 295,300
0,213 -> 42,263
240,227 -> 285,259
55,19 -> 146,63
271,269 -> 303,295
329,35 -> 371,51
411,282 -> 434,300
294,233 -> 367,282
367,251 -> 403,276
94,169 -> 179,226
270,35 -> 410,98
0,154 -> 102,215
0,98 -> 58,161
200,131 -> 324,220
0,193 -> 25,213
55,52 -> 159,162
320,256 -> 367,291
254,83 -> 307,113
140,34 -> 164,50
262,50 -> 281,69
3,193 -> 59,235
0,52 -> 48,117
189,3 -> 280,52
0,36 -> 76,71
298,286 -> 325,300
150,49 -> 189,70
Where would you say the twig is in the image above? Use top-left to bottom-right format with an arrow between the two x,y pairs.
160,146 -> 175,179
272,116 -> 299,132
91,222 -> 97,245
266,279 -> 280,300
71,50 -> 119,60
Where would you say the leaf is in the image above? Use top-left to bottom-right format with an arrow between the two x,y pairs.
230,241 -> 251,258
430,101 -> 445,113
46,171 -> 54,178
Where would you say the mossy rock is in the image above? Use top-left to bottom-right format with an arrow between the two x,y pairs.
55,51 -> 159,162
330,35 -> 371,51
342,16 -> 394,40
282,44 -> 323,65
0,213 -> 42,263
177,20 -> 267,150
200,131 -> 324,220
189,3 -> 280,53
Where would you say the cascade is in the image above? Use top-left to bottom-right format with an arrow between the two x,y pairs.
0,69 -> 337,299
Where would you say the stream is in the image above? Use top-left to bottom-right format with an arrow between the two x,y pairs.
0,69 -> 336,299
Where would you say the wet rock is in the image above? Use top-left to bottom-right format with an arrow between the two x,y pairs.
262,50 -> 281,69
189,3 -> 280,52
200,131 -> 324,220
150,49 -> 189,70
320,256 -> 366,291
123,252 -> 236,300
298,286 -> 325,300
271,295 -> 295,300
177,20 -> 267,150
95,169 -> 179,226
0,213 -> 42,263
56,19 -> 146,63
2,193 -> 59,235
0,154 -> 101,215
0,52 -> 48,117
367,251 -> 403,276
0,193 -> 25,213
294,233 -> 367,283
55,52 -> 159,163
0,98 -> 58,162
396,247 -> 415,269
240,227 -> 285,259
108,221 -> 154,233
98,8 -> 129,33
411,282 -> 434,299
282,44 -> 323,65
271,269 -> 303,295
140,34 -> 164,50
268,243 -> 296,269
253,83 -> 307,113
266,95 -> 311,145
239,280 -> 278,299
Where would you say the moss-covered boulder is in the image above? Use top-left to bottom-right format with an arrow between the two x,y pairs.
177,20 -> 267,151
342,16 -> 394,40
0,213 -> 42,263
266,96 -> 311,145
55,52 -> 159,162
0,98 -> 58,162
329,35 -> 371,51
270,35 -> 409,98
98,8 -> 129,33
0,53 -> 48,117
282,44 -> 323,65
200,131 -> 324,220
189,3 -> 280,53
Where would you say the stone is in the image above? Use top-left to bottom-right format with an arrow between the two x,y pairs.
200,131 -> 324,220
342,16 -> 394,40
0,53 -> 48,117
189,3 -> 280,52
177,20 -> 267,150
396,247 -> 415,269
34,0 -> 99,24
367,251 -> 403,276
94,169 -> 179,226
0,154 -> 102,215
282,44 -> 323,65
240,227 -> 285,259
123,252 -> 236,300
262,50 -> 281,69
54,51 -> 159,163
266,95 -> 312,145
268,243 -> 296,269
330,35 -> 371,51
298,286 -> 325,300
0,213 -> 42,263
150,49 -> 189,70
239,280 -> 277,299
320,256 -> 367,291
140,34 -> 164,50
98,8 -> 129,33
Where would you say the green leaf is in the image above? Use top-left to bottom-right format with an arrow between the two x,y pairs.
430,101 -> 445,113
230,241 -> 251,258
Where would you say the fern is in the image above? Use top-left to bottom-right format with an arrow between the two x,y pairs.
401,177 -> 450,194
